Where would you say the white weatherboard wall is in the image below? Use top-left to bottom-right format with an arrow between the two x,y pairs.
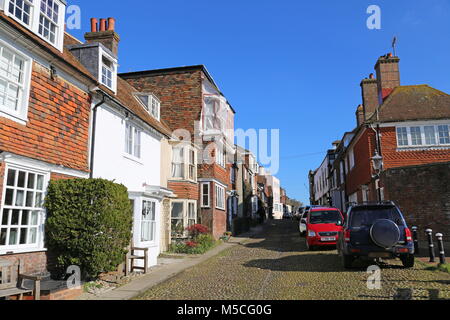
92,102 -> 163,268
267,175 -> 282,220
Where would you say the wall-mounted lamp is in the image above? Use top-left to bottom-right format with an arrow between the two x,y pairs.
50,65 -> 57,80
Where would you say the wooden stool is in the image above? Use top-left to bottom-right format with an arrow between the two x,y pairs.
125,247 -> 149,276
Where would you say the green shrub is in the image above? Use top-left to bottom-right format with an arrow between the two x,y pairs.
45,178 -> 133,280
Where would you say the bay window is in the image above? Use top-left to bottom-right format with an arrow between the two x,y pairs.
215,184 -> 225,210
201,183 -> 210,208
396,124 -> 450,148
1,167 -> 47,252
141,200 -> 156,243
171,145 -> 197,181
171,200 -> 197,237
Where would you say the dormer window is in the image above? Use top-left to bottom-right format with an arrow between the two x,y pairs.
3,0 -> 66,51
98,48 -> 117,93
101,56 -> 114,89
135,93 -> 160,121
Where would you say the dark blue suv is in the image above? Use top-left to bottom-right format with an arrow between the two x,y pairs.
337,202 -> 415,269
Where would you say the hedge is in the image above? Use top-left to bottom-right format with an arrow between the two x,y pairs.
45,178 -> 133,280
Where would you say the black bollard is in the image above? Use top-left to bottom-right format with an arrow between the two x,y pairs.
412,226 -> 419,255
436,233 -> 446,265
426,229 -> 435,263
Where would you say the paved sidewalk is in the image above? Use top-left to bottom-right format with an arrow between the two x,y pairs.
78,225 -> 266,300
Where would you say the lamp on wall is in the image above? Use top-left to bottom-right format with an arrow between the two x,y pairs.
371,151 -> 384,202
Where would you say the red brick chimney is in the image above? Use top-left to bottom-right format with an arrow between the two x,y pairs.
356,104 -> 365,127
360,73 -> 378,121
374,53 -> 400,103
85,17 -> 120,56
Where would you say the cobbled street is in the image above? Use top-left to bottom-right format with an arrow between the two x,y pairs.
137,220 -> 450,301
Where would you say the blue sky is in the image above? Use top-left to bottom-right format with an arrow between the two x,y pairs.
69,0 -> 450,205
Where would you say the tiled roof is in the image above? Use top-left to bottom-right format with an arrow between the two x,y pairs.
0,13 -> 172,137
368,85 -> 450,123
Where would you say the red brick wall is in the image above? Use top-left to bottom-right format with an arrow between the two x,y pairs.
381,162 -> 450,241
0,62 -> 91,172
0,251 -> 47,275
381,126 -> 450,169
122,71 -> 203,137
168,181 -> 199,200
346,129 -> 376,195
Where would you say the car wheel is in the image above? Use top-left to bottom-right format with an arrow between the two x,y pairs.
401,254 -> 415,269
342,254 -> 354,269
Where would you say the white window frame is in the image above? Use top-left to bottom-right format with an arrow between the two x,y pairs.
201,182 -> 210,208
98,47 -> 118,93
140,200 -> 157,244
396,124 -> 450,148
215,184 -> 225,211
135,93 -> 160,121
0,37 -> 32,123
124,122 -> 142,160
0,164 -> 48,254
171,144 -> 197,182
3,0 -> 66,52
170,200 -> 197,236
216,147 -> 226,168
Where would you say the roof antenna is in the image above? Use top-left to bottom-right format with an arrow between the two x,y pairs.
392,36 -> 397,57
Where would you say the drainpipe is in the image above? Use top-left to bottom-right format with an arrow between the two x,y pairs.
89,93 -> 108,179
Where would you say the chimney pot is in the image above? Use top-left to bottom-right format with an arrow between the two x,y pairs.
369,73 -> 375,79
90,18 -> 98,33
387,52 -> 393,58
107,18 -> 116,31
100,19 -> 107,32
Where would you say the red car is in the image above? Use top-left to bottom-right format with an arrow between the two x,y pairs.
304,207 -> 344,250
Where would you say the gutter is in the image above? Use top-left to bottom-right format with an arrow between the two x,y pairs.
89,92 -> 108,179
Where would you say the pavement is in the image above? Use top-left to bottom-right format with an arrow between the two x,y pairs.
135,220 -> 450,301
78,225 -> 265,300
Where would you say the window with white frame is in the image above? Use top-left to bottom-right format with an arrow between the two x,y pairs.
171,200 -> 197,236
171,145 -> 197,181
141,200 -> 156,243
4,0 -> 65,50
125,123 -> 141,159
397,124 -> 450,147
201,183 -> 210,208
215,184 -> 225,210
0,41 -> 31,121
1,167 -> 46,250
136,93 -> 160,120
216,148 -> 226,167
188,202 -> 196,227
101,56 -> 114,89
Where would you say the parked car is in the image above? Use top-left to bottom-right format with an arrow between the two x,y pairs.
337,202 -> 415,269
295,207 -> 305,221
283,211 -> 293,219
304,207 -> 344,250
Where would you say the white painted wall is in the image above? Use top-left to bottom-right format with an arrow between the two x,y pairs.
266,175 -> 282,220
92,101 -> 164,269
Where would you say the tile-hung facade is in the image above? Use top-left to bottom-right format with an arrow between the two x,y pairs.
121,66 -> 236,240
68,18 -> 174,269
0,1 -> 98,274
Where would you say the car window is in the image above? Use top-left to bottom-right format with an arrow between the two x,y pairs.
349,206 -> 404,228
309,211 -> 343,225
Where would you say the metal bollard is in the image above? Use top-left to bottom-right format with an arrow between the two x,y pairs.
436,233 -> 446,265
412,226 -> 419,255
426,229 -> 435,263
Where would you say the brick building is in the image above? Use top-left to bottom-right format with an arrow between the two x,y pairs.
0,2 -> 97,274
120,66 -> 236,239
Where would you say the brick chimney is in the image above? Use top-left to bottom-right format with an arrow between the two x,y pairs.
360,73 -> 378,120
356,104 -> 365,127
85,17 -> 120,57
374,53 -> 400,103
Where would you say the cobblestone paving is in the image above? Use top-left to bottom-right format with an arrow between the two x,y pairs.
138,220 -> 450,300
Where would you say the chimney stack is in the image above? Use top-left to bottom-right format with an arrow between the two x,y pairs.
375,53 -> 400,103
360,73 -> 378,121
85,17 -> 120,57
356,105 -> 365,127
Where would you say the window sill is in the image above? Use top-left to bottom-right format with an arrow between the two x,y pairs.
215,207 -> 226,211
0,247 -> 47,256
397,145 -> 450,152
0,109 -> 28,126
123,153 -> 144,165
